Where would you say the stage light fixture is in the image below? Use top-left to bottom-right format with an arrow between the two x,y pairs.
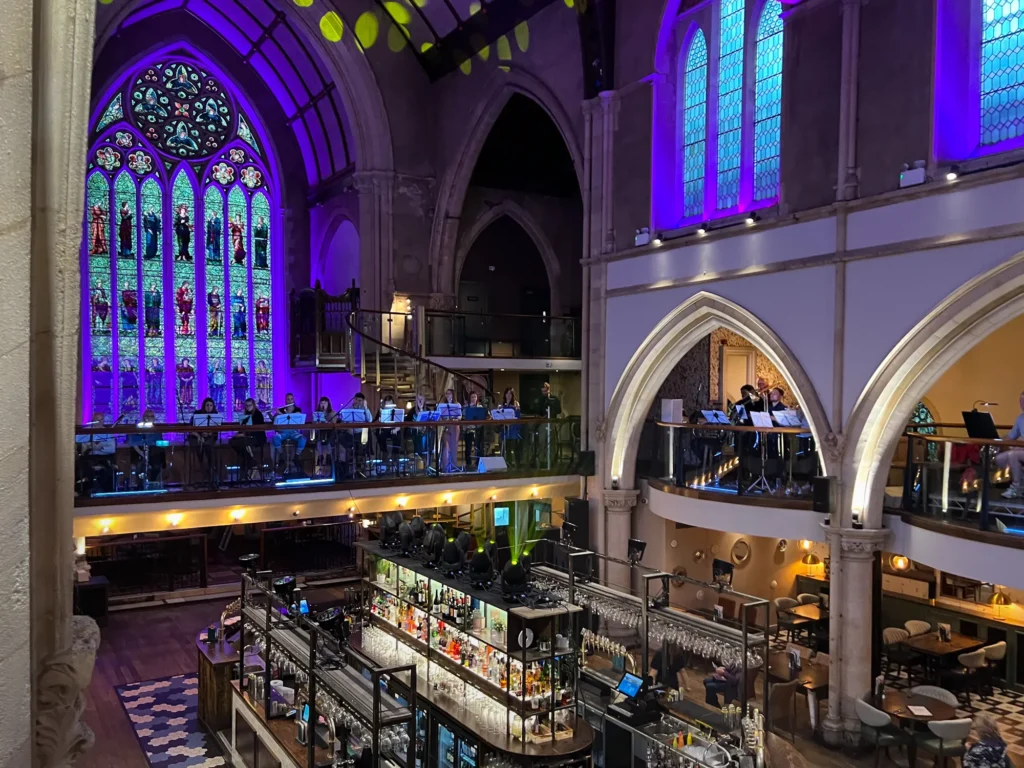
485,539 -> 498,563
422,528 -> 445,567
469,548 -> 494,588
441,539 -> 465,576
501,559 -> 529,601
455,530 -> 472,554
627,538 -> 647,565
273,575 -> 296,603
410,515 -> 425,540
399,521 -> 415,554
238,553 -> 260,576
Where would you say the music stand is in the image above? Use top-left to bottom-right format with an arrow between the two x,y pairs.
772,410 -> 803,427
380,407 -> 405,423
747,411 -> 776,494
191,413 -> 224,428
962,410 -> 1000,440
415,410 -> 440,422
273,413 -> 307,426
463,405 -> 486,421
437,403 -> 462,420
700,410 -> 731,424
312,410 -> 327,423
490,408 -> 516,420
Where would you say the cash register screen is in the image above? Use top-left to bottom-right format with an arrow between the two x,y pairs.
616,672 -> 643,698
300,704 -> 310,723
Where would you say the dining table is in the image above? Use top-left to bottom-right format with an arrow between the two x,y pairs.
782,603 -> 828,623
872,689 -> 959,766
767,651 -> 829,731
900,631 -> 984,681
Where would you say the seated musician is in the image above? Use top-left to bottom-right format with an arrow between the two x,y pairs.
80,411 -> 116,493
996,389 -> 1024,499
231,398 -> 266,480
189,398 -> 220,485
375,394 -> 403,465
128,408 -> 165,484
313,396 -> 338,472
462,391 -> 486,470
271,393 -> 306,471
339,392 -> 373,476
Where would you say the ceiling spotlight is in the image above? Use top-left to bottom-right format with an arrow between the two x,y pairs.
361,518 -> 372,529
293,510 -> 301,517
627,538 -> 647,565
231,509 -> 245,521
167,513 -> 183,527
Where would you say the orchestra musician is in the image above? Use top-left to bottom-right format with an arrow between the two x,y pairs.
189,397 -> 220,487
375,395 -> 403,469
410,393 -> 432,469
271,393 -> 306,474
462,391 -> 485,471
231,397 -> 267,481
439,388 -> 460,472
128,408 -> 165,485
313,396 -> 338,474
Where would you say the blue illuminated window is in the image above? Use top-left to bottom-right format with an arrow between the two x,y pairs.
717,0 -> 745,210
753,1 -> 783,202
681,31 -> 709,218
981,0 -> 1024,146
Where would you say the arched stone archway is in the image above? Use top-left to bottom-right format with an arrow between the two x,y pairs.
603,291 -> 834,489
429,69 -> 584,300
845,252 -> 1024,528
454,200 -> 563,316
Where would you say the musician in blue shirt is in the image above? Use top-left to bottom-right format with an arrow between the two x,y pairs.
271,393 -> 306,474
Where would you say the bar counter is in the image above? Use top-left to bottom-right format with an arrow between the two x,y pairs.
231,680 -> 333,768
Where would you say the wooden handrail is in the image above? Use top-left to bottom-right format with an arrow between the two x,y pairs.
656,421 -> 811,435
76,416 -> 579,434
910,433 -> 1024,448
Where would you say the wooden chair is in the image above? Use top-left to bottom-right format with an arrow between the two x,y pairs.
774,598 -> 811,644
766,678 -> 802,741
882,627 -> 925,684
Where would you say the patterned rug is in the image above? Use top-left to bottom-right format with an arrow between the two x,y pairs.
116,673 -> 227,767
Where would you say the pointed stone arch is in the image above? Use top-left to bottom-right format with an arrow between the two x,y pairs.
845,252 -> 1024,528
603,291 -> 833,489
454,199 -> 563,316
429,68 -> 584,299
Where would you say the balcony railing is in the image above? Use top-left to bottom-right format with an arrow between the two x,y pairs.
424,310 -> 581,359
650,422 -> 822,506
75,417 -> 582,504
887,432 -> 1024,539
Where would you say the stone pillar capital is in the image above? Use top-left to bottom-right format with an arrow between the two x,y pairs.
603,488 -> 639,515
837,527 -> 888,560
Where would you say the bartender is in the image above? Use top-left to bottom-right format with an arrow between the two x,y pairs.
648,646 -> 689,693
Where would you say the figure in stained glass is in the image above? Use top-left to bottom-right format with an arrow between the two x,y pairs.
89,204 -> 108,254
118,201 -> 134,258
143,207 -> 161,259
256,360 -> 271,410
255,294 -> 270,335
205,210 -> 222,262
174,203 -> 192,261
230,213 -> 246,265
209,361 -> 227,412
120,280 -> 138,332
176,281 -> 194,335
167,121 -> 199,153
231,362 -> 248,413
144,282 -> 162,335
91,284 -> 110,333
92,357 -> 113,412
253,215 -> 268,268
208,286 -> 223,337
146,357 -> 163,405
120,359 -> 139,415
231,288 -> 247,338
176,357 -> 196,409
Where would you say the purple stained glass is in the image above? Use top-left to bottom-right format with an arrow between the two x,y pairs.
717,0 -> 745,210
981,0 -> 1024,145
83,53 -> 275,426
753,1 -> 783,202
681,30 -> 708,218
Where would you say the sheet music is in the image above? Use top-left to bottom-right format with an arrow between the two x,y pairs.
490,408 -> 515,420
700,410 -> 730,424
772,410 -> 803,427
437,403 -> 462,420
273,412 -> 307,426
380,407 -> 405,423
750,412 -> 774,429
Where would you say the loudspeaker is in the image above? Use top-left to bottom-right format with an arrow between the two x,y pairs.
572,450 -> 596,476
812,476 -> 836,514
477,456 -> 508,473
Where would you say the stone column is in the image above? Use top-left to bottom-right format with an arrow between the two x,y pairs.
835,0 -> 864,202
822,526 -> 887,747
355,170 -> 395,312
602,488 -> 638,592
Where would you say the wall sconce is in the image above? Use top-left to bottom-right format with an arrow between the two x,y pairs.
889,554 -> 911,572
531,488 -> 539,497
490,494 -> 497,501
292,510 -> 301,517
777,539 -> 788,553
799,539 -> 813,552
444,494 -> 453,504
693,549 -> 706,563
167,513 -> 183,527
397,497 -> 407,508
99,518 -> 112,534
231,509 -> 245,521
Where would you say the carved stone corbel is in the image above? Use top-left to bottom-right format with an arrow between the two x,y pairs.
36,615 -> 100,768
603,488 -> 639,515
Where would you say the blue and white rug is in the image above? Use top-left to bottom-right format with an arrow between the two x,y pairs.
116,673 -> 227,767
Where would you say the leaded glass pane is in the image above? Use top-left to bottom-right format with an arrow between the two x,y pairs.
171,170 -> 197,414
753,1 -> 783,202
87,171 -> 114,419
140,178 -> 165,420
252,191 -> 273,411
717,0 -> 745,209
682,31 -> 708,218
114,172 -> 140,419
982,0 -> 1024,145
204,185 -> 228,413
228,185 -> 250,418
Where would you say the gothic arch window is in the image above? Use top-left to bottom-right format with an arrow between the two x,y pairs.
679,30 -> 709,219
82,56 -> 275,423
910,401 -> 939,462
657,0 -> 785,229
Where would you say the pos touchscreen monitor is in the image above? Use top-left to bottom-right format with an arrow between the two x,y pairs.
616,671 -> 644,698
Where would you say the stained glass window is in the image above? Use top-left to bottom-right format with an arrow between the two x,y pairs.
753,1 -> 784,202
717,0 -> 745,210
681,31 -> 708,219
981,0 -> 1024,145
82,54 -> 276,425
910,401 -> 938,462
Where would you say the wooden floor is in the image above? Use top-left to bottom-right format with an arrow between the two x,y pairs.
80,601 -> 891,768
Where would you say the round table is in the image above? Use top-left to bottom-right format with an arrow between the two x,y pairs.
873,690 -> 958,766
